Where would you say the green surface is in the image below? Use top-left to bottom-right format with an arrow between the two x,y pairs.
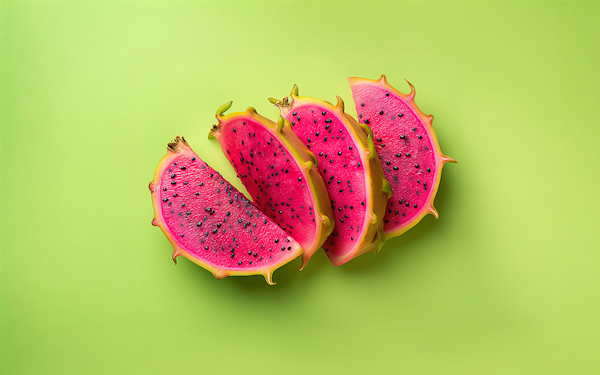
1,1 -> 599,374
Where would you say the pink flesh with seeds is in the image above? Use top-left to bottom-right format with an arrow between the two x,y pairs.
350,85 -> 436,232
158,155 -> 299,270
285,105 -> 367,258
218,117 -> 316,248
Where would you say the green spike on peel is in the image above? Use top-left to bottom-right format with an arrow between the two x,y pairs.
217,101 -> 233,117
277,116 -> 285,133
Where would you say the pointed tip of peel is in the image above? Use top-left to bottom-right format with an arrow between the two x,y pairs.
443,155 -> 457,163
265,272 -> 276,285
404,79 -> 416,100
291,84 -> 299,97
216,101 -> 233,118
429,205 -> 439,219
335,96 -> 345,113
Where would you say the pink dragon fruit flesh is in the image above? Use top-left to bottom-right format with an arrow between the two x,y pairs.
209,102 -> 334,269
270,86 -> 392,266
348,75 -> 456,237
149,136 -> 303,284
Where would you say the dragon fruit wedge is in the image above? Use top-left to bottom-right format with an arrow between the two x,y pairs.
270,86 -> 392,266
348,75 -> 456,237
149,136 -> 303,284
209,102 -> 334,269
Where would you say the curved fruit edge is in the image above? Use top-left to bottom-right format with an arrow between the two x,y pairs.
210,105 -> 334,270
348,75 -> 456,238
149,135 -> 303,285
271,88 -> 391,266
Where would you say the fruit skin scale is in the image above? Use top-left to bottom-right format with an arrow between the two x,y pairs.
149,136 -> 303,285
348,75 -> 456,238
271,87 -> 392,266
209,102 -> 334,269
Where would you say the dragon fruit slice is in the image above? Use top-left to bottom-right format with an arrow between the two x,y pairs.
348,75 -> 456,237
209,102 -> 334,269
149,136 -> 302,284
270,87 -> 392,266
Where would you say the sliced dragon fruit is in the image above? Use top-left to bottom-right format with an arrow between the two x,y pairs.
149,136 -> 302,284
270,86 -> 392,266
348,75 -> 456,237
209,102 -> 334,269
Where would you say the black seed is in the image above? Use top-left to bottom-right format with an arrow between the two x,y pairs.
212,229 -> 217,234
385,220 -> 389,223
171,181 -> 176,185
191,157 -> 196,161
180,234 -> 184,237
406,153 -> 411,157
386,161 -> 391,165
298,177 -> 302,181
297,116 -> 301,121
338,151 -> 342,155
395,210 -> 399,215
274,239 -> 279,243
181,204 -> 186,208
292,121 -> 295,125
393,166 -> 399,170
415,164 -> 419,168
186,211 -> 191,215
199,182 -> 204,186
361,103 -> 364,106
338,207 -> 342,211
364,120 -> 370,124
398,113 -> 403,117
414,204 -> 418,208
171,173 -> 176,178
396,153 -> 401,157
330,159 -> 334,163
400,135 -> 405,139
413,128 -> 417,131
196,222 -> 202,227
427,168 -> 431,172
379,111 -> 383,115
361,201 -> 365,206
180,166 -> 186,170
292,112 -> 297,116
357,162 -> 361,167
406,202 -> 410,207
231,253 -> 235,258
162,188 -> 167,191
418,135 -> 423,139
238,261 -> 242,265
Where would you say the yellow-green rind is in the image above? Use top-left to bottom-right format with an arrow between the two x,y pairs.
272,89 -> 392,266
210,106 -> 334,270
348,75 -> 456,238
149,136 -> 303,285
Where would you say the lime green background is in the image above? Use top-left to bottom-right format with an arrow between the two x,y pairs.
1,1 -> 599,374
